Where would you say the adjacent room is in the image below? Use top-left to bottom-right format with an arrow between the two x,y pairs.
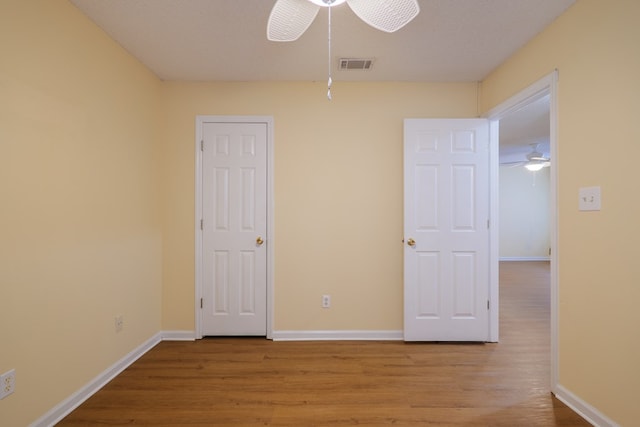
1,1 -> 639,425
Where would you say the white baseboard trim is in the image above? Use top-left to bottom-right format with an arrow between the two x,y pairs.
31,331 -> 196,426
554,384 -> 619,427
161,330 -> 197,341
272,330 -> 404,341
31,332 -> 162,427
499,256 -> 550,262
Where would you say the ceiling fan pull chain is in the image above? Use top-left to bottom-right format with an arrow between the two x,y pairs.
327,5 -> 332,100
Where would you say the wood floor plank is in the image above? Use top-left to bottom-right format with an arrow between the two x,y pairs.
59,261 -> 590,426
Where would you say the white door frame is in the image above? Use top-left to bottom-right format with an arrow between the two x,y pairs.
485,71 -> 559,389
194,115 -> 275,339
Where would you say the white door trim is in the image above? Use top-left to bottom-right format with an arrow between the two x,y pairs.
488,119 -> 499,342
195,115 -> 275,339
484,71 -> 559,389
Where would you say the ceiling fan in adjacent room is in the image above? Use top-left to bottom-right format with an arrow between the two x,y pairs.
267,0 -> 420,42
504,143 -> 551,171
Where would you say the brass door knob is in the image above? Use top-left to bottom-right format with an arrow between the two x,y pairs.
406,238 -> 416,247
256,236 -> 264,246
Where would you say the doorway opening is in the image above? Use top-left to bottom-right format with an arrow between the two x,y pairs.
487,71 -> 559,390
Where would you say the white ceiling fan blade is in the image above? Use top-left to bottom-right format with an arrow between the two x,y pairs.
346,0 -> 420,33
267,0 -> 321,42
529,155 -> 550,161
501,161 -> 526,168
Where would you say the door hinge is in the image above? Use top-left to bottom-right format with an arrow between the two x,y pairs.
200,140 -> 204,151
487,219 -> 490,229
200,298 -> 203,309
487,300 -> 490,310
200,219 -> 203,230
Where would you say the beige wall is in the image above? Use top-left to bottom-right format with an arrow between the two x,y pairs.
4,0 -> 638,425
160,81 -> 478,331
0,1 -> 163,425
481,0 -> 640,424
499,166 -> 550,259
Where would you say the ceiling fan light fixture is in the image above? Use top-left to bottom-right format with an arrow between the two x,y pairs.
308,0 -> 347,6
521,143 -> 551,171
525,161 -> 546,172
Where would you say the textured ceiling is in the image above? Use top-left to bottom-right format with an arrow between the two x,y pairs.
500,95 -> 551,164
69,0 -> 575,82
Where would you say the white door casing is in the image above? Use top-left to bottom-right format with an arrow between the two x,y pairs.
404,118 -> 490,341
196,117 -> 273,337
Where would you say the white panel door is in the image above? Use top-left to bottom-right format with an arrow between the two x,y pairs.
202,122 -> 267,335
404,119 -> 490,341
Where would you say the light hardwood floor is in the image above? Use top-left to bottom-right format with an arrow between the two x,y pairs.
59,261 -> 590,426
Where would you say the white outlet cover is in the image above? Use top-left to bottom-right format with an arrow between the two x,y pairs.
322,295 -> 331,308
579,186 -> 601,211
0,369 -> 16,399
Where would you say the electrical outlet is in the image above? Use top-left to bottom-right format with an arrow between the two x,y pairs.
115,314 -> 124,332
0,369 -> 16,399
322,294 -> 331,308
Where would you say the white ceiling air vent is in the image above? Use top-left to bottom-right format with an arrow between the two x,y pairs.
339,58 -> 374,70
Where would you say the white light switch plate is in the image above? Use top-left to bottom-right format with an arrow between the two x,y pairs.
579,186 -> 601,211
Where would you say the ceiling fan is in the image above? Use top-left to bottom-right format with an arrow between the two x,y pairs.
267,0 -> 420,99
267,0 -> 420,42
504,143 -> 551,171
